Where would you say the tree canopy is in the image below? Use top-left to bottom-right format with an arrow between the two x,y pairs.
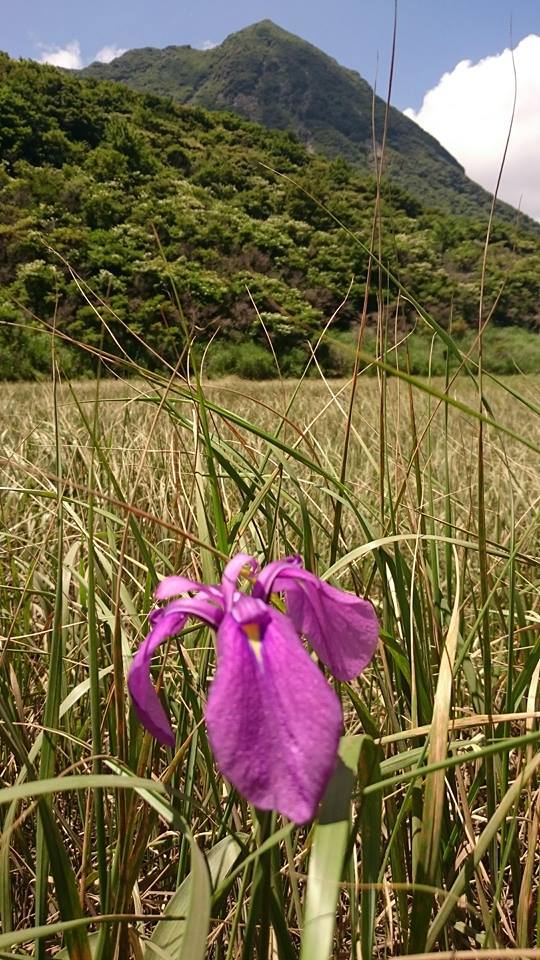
1,53 -> 539,379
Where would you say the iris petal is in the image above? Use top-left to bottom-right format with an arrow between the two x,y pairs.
280,572 -> 379,681
128,611 -> 187,747
205,605 -> 342,823
128,597 -> 224,747
155,575 -> 221,602
254,557 -> 379,681
220,553 -> 258,610
253,555 -> 302,602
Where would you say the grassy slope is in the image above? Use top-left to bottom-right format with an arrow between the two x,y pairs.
82,19 -> 538,229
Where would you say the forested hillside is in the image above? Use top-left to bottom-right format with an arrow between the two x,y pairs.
83,20 -> 538,228
1,52 -> 539,379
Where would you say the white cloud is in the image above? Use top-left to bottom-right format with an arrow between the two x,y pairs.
404,35 -> 540,220
200,40 -> 218,50
94,44 -> 127,64
38,40 -> 83,70
36,40 -> 127,69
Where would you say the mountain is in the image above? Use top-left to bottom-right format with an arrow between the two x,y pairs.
82,20 -> 532,228
1,52 -> 539,381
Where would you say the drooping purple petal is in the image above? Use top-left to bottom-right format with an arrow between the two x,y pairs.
155,574 -> 221,602
253,555 -> 302,602
205,601 -> 342,823
153,597 -> 224,629
281,572 -> 379,681
128,597 -> 224,747
220,553 -> 258,610
128,610 -> 188,747
254,558 -> 379,681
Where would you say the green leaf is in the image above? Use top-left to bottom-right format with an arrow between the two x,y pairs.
145,835 -> 243,959
410,565 -> 461,951
300,736 -> 361,960
57,933 -> 100,959
358,737 -> 383,959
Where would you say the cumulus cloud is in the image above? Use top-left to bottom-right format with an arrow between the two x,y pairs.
200,40 -> 218,50
36,40 -> 126,69
94,45 -> 127,63
38,40 -> 83,70
404,35 -> 540,220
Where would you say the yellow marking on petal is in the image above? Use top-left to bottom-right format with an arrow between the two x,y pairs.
244,623 -> 260,642
244,622 -> 263,662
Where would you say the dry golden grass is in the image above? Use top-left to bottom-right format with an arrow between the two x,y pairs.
1,370 -> 539,957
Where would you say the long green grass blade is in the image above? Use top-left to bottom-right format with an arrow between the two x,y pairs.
147,835 -> 243,957
300,736 -> 361,960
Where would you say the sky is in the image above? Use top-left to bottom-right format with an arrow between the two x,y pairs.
3,1 -> 540,217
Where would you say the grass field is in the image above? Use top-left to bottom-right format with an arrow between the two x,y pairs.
1,361 -> 539,958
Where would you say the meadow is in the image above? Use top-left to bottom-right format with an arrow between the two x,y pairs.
1,357 -> 540,958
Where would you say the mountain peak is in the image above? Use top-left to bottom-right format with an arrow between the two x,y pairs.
242,18 -> 281,31
220,19 -> 303,48
235,19 -> 290,36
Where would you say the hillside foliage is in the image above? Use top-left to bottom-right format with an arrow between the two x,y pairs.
1,52 -> 539,379
83,20 -> 539,227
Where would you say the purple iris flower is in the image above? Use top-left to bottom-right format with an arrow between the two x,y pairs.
128,554 -> 379,823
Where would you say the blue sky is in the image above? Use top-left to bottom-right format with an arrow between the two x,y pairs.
3,0 -> 539,110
